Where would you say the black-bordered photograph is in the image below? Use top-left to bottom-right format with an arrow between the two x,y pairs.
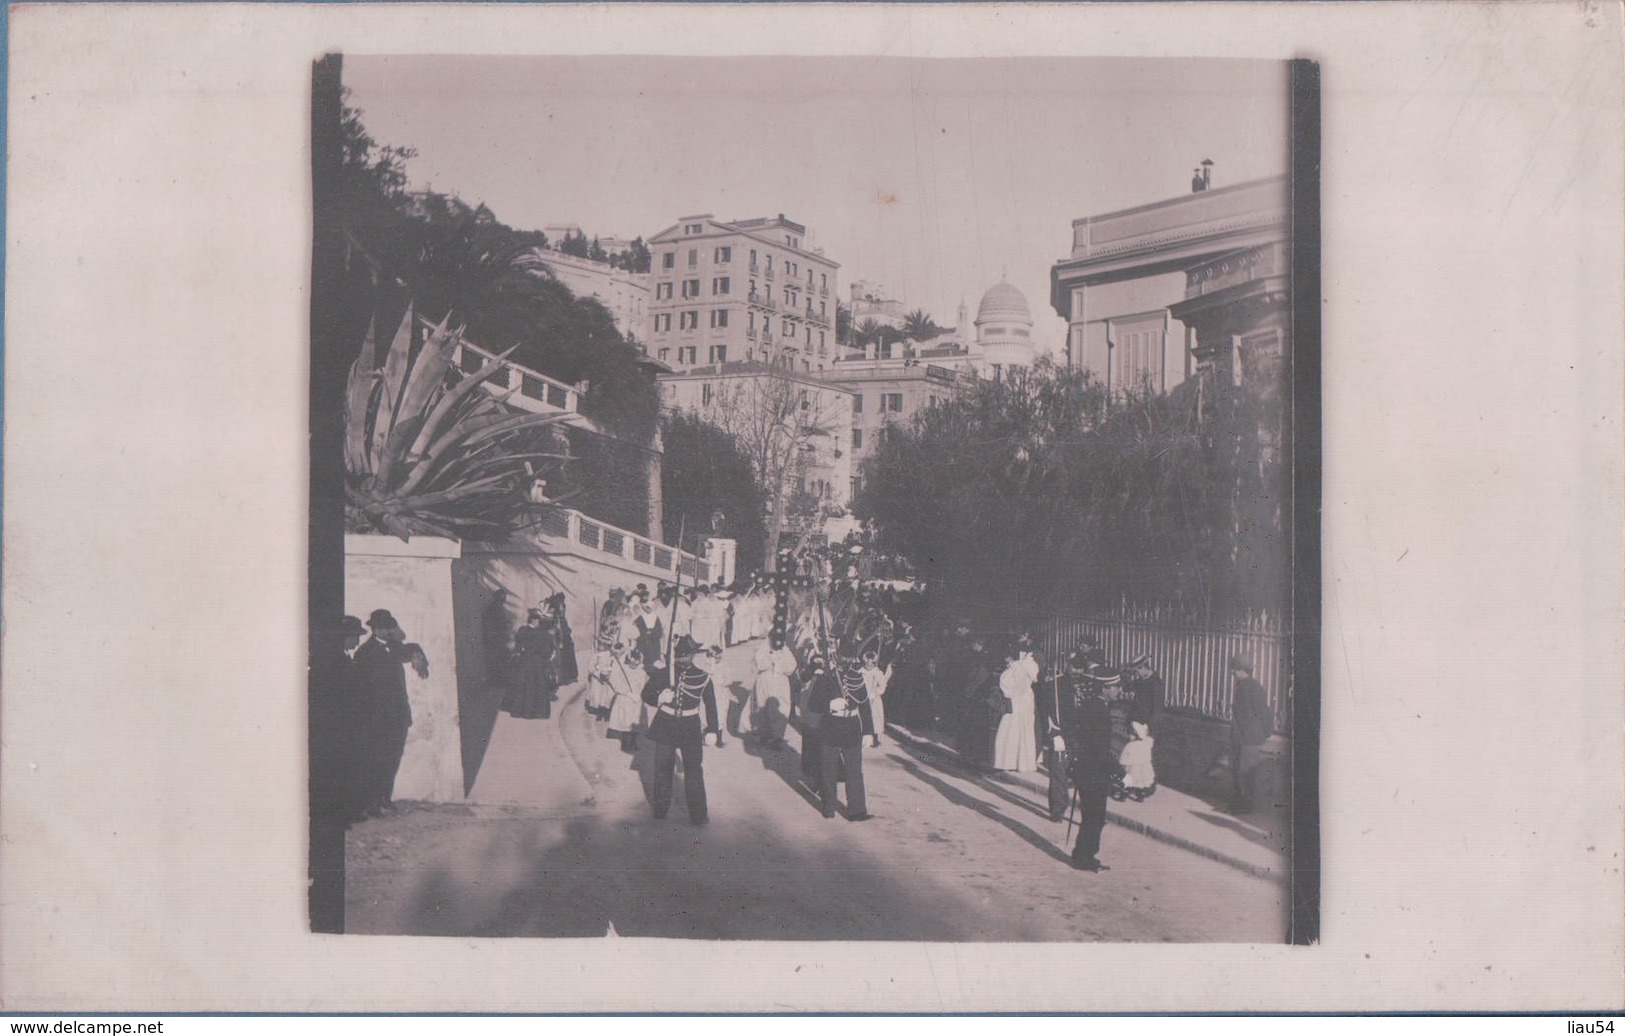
308,53 -> 1316,943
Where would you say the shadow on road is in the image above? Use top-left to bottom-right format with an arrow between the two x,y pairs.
886,731 -> 1054,823
740,732 -> 823,814
895,758 -> 1073,868
368,810 -> 1025,941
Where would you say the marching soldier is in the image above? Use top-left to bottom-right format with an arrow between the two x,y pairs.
640,635 -> 721,825
807,650 -> 876,821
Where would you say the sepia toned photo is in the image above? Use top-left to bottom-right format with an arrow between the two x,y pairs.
308,53 -> 1314,943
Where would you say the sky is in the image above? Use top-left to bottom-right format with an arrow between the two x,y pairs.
344,55 -> 1291,354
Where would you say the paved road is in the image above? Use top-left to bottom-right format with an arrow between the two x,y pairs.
346,640 -> 1286,941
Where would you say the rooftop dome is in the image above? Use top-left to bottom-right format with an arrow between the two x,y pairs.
975,281 -> 1032,325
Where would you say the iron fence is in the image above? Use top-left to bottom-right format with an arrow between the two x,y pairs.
1035,614 -> 1292,735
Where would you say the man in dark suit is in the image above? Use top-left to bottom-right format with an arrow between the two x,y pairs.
1057,650 -> 1118,872
641,635 -> 721,825
1227,653 -> 1273,814
807,651 -> 875,821
353,609 -> 413,817
1122,653 -> 1165,736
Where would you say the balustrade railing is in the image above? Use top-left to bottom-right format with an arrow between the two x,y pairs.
536,505 -> 708,582
452,340 -> 580,414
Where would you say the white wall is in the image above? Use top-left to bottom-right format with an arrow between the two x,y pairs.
345,535 -> 465,803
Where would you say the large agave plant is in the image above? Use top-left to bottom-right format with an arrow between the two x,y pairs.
345,305 -> 574,540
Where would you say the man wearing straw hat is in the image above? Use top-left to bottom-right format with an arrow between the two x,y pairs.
1226,653 -> 1272,815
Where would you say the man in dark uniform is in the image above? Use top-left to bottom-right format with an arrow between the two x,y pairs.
806,650 -> 875,820
1037,656 -> 1072,822
796,652 -> 828,785
353,609 -> 413,817
1122,652 -> 1165,736
641,635 -> 721,825
1056,649 -> 1119,872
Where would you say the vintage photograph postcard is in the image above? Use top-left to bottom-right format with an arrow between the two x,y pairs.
4,1 -> 1620,1015
308,53 -> 1316,943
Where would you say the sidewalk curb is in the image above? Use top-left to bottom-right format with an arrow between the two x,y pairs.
887,725 -> 1286,885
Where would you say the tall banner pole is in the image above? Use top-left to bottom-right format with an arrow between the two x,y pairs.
666,514 -> 687,675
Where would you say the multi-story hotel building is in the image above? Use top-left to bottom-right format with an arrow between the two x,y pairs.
643,214 -> 840,374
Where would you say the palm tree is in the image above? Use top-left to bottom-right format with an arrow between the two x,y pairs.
855,317 -> 884,348
902,308 -> 940,342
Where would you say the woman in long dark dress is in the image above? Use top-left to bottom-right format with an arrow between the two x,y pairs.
504,609 -> 559,719
547,592 -> 579,687
956,638 -> 996,769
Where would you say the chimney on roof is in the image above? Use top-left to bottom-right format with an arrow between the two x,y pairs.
1201,159 -> 1214,190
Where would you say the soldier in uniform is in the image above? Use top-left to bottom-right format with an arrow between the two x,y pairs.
1055,649 -> 1119,872
640,634 -> 721,825
807,650 -> 876,821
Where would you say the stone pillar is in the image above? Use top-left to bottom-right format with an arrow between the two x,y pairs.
646,425 -> 665,539
345,534 -> 464,803
704,537 -> 737,588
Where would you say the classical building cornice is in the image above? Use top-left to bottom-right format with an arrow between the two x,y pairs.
1051,175 -> 1289,316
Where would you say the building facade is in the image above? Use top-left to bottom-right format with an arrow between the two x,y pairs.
824,355 -> 973,490
1050,173 -> 1289,396
659,362 -> 856,516
644,214 -> 840,375
825,281 -> 1038,480
850,279 -> 909,330
530,249 -> 651,341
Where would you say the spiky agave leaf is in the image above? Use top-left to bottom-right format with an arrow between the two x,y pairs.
374,318 -> 461,488
396,409 -> 573,499
369,306 -> 416,471
344,315 -> 382,477
400,341 -> 527,468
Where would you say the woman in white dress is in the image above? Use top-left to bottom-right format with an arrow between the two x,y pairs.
748,633 -> 798,748
992,644 -> 1040,772
606,643 -> 648,751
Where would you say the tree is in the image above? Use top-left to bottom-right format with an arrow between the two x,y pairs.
901,308 -> 941,342
660,411 -> 769,575
588,235 -> 608,263
856,358 -> 1288,623
836,300 -> 853,347
559,230 -> 591,259
332,102 -> 663,532
682,368 -> 842,568
855,318 -> 884,349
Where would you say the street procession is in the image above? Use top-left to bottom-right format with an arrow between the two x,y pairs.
557,542 -> 1197,875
